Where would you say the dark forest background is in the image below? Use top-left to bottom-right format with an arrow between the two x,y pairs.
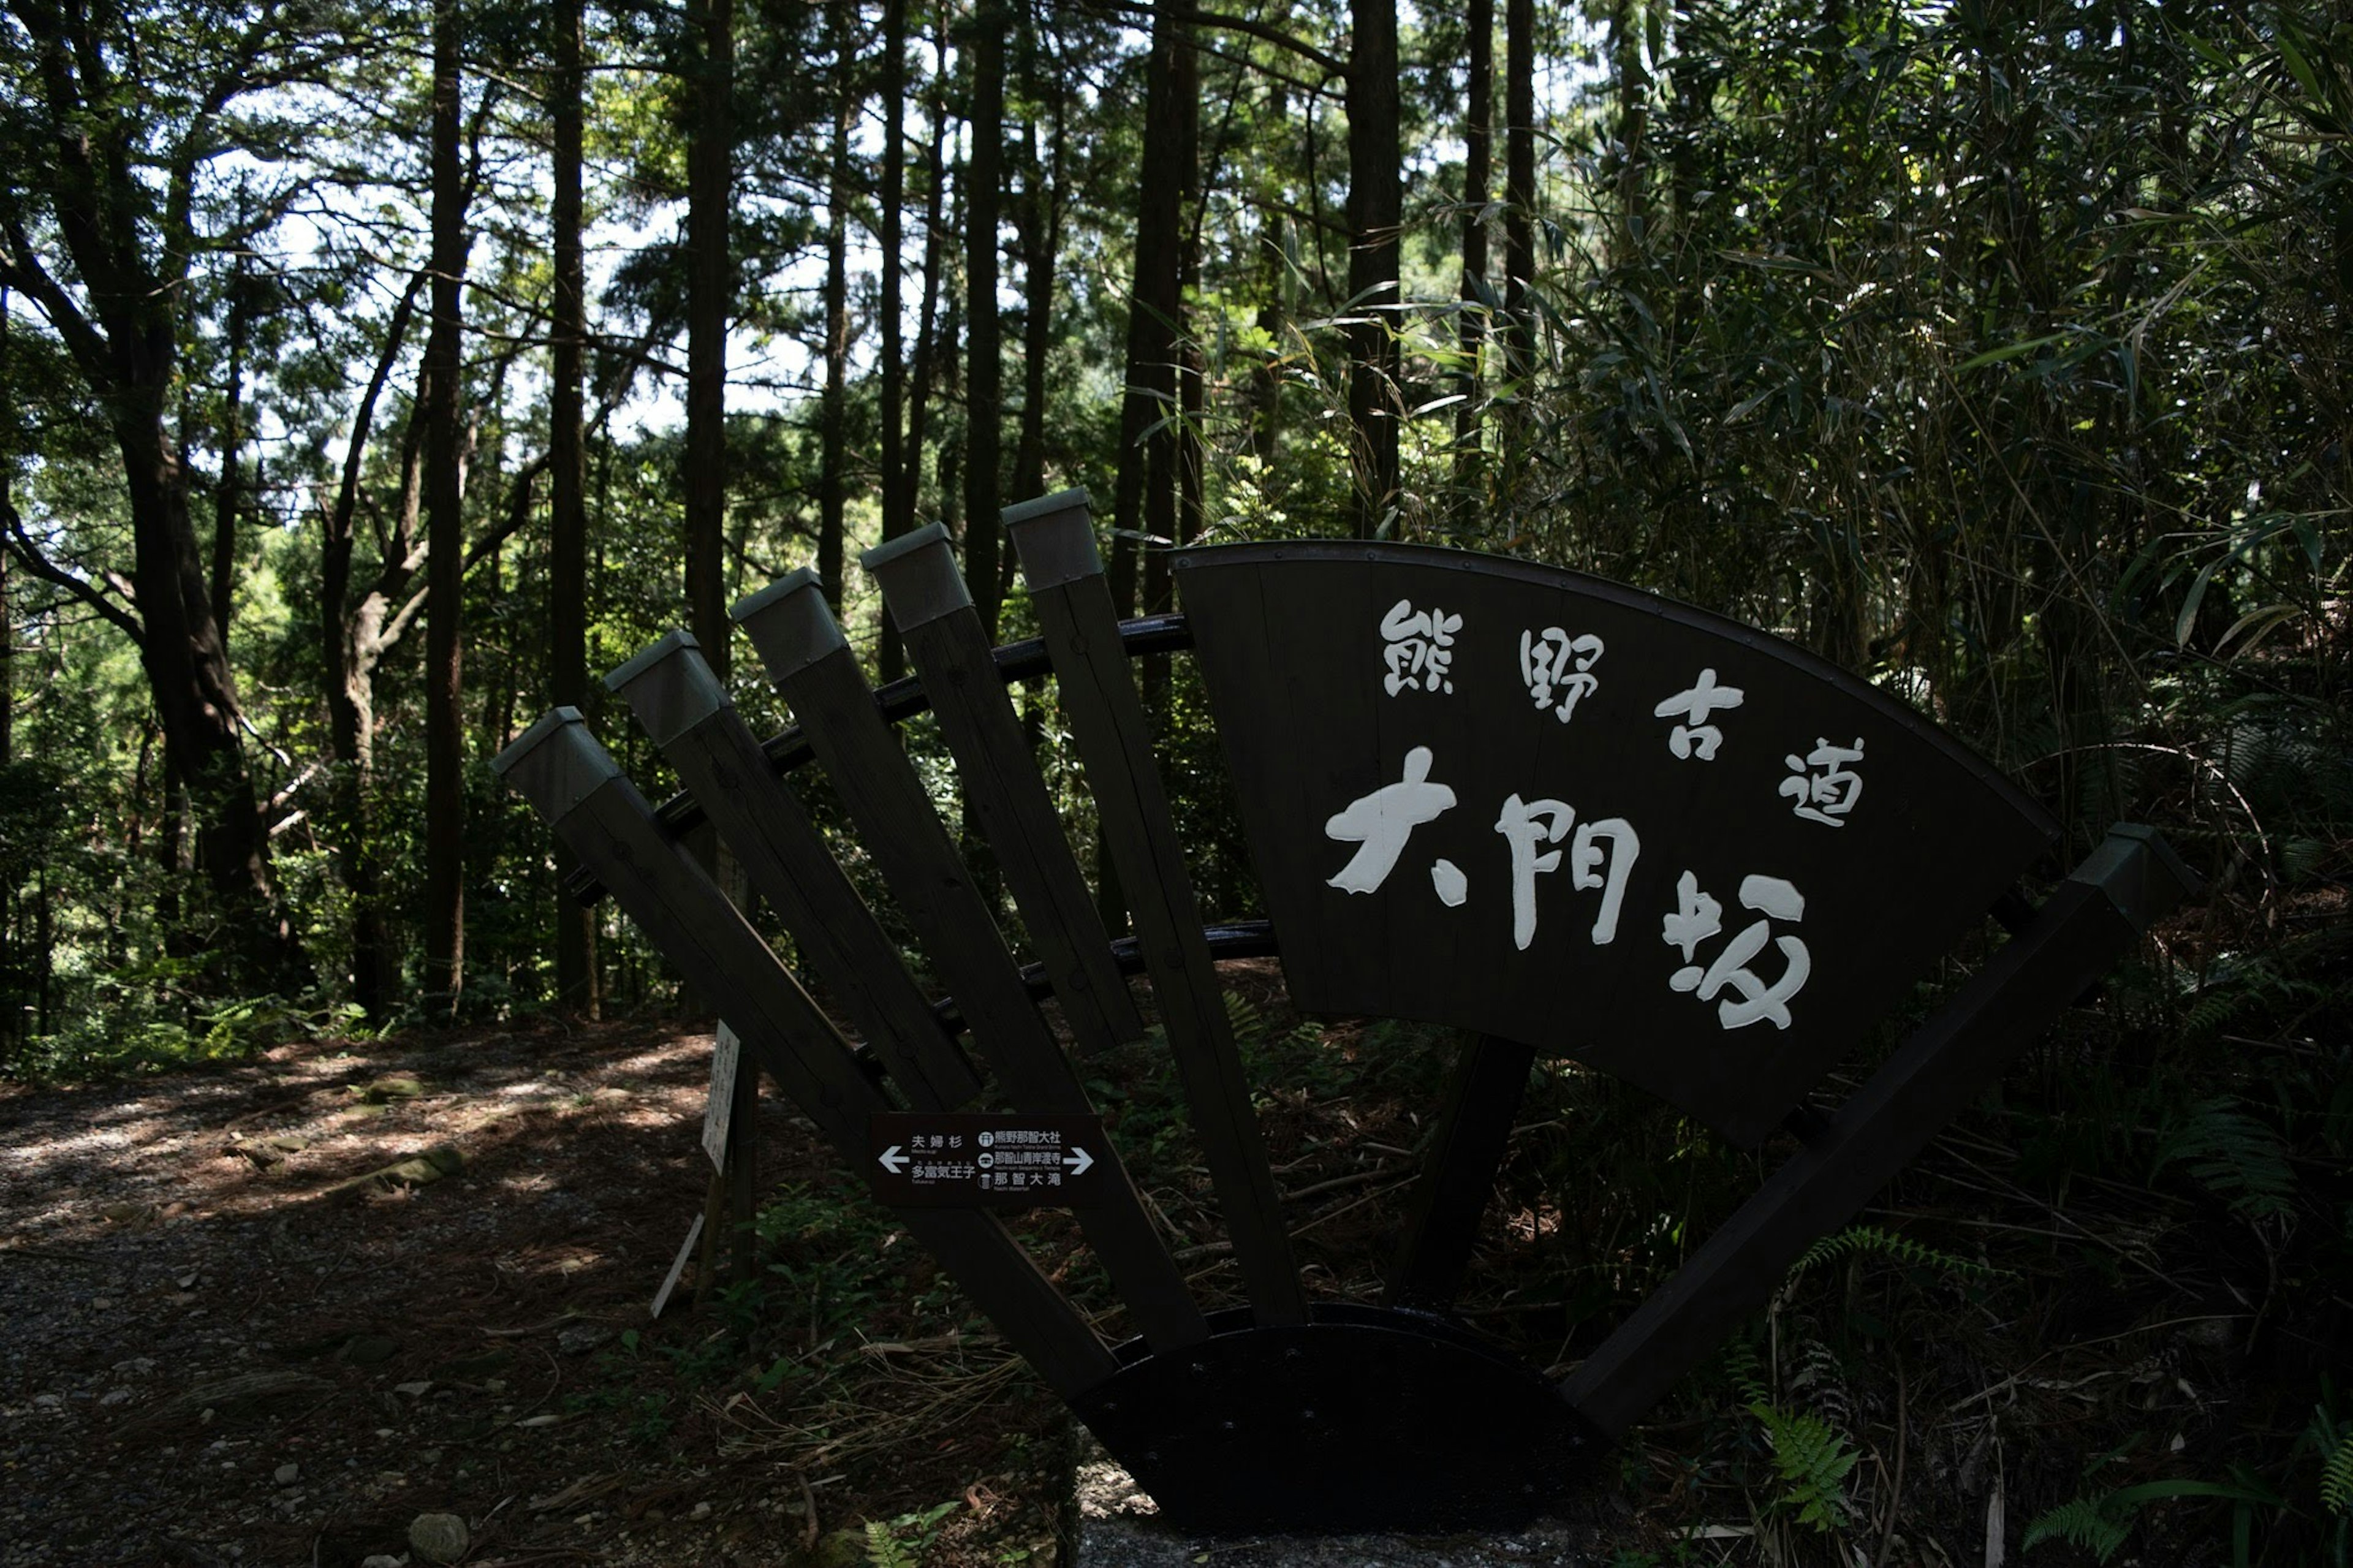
3,0 -> 2351,1553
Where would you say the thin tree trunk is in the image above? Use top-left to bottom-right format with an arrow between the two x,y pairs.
884,0 -> 952,683
1010,115 -> 1056,507
1502,0 -> 1536,469
1346,0 -> 1401,537
319,281 -> 420,1021
423,0 -> 469,1021
878,0 -> 907,605
34,863 -> 49,1039
1108,0 -> 1188,618
211,256 -> 246,653
685,0 -> 735,671
1248,89 -> 1289,468
550,0 -> 596,1013
961,0 -> 1006,637
0,289 -> 9,1041
1453,0 -> 1493,521
1143,29 -> 1199,623
819,0 -> 853,609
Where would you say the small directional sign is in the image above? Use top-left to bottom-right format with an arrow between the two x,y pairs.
866,1113 -> 1112,1210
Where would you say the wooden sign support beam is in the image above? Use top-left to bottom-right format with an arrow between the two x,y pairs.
493,709 -> 1117,1398
1563,825 -> 2196,1436
1004,491 -> 1309,1325
732,576 -> 1211,1354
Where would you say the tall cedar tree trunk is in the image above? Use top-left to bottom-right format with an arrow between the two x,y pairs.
1502,0 -> 1536,471
961,0 -> 1006,637
550,0 -> 596,1011
423,0 -> 469,1020
819,1 -> 852,609
1452,0 -> 1493,520
877,0 -> 907,620
1141,32 -> 1197,623
2,0 -> 302,987
1346,0 -> 1401,537
1010,124 -> 1053,506
1107,0 -> 1188,618
686,0 -> 733,665
320,274 -> 425,1021
1011,16 -> 1065,509
212,256 -> 246,652
890,37 -> 951,681
1247,86 -> 1289,468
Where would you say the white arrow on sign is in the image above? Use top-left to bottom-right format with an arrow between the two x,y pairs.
877,1145 -> 909,1175
1063,1146 -> 1094,1178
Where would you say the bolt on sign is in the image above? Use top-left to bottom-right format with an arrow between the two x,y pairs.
1174,543 -> 2056,1148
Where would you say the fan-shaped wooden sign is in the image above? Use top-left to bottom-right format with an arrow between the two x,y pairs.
1176,543 -> 2059,1146
496,491 -> 2191,1536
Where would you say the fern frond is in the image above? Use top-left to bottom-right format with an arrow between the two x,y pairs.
1748,1401 -> 1859,1532
2023,1496 -> 2132,1562
1722,1338 -> 1769,1408
2154,1097 -> 2297,1219
862,1520 -> 918,1568
1783,1224 -> 2014,1291
2322,1430 -> 2353,1515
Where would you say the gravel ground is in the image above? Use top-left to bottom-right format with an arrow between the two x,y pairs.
0,1018 -> 780,1567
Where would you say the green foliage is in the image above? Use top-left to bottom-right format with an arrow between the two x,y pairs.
1781,1224 -> 2014,1295
2025,1475 -> 2287,1566
1744,1399 -> 1860,1532
2321,1430 -> 2353,1518
2152,1097 -> 2298,1221
862,1501 -> 957,1568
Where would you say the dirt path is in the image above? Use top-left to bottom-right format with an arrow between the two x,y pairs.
0,1019 -> 1067,1567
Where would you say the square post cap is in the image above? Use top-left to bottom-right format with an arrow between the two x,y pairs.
1001,488 -> 1102,590
860,522 -> 969,631
604,631 -> 730,747
2067,822 -> 2202,928
731,567 -> 846,684
491,707 -> 623,823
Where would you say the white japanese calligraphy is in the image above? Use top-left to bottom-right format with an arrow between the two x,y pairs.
1662,871 -> 1811,1030
1518,628 -> 1604,723
1492,795 -> 1642,951
1325,745 -> 1457,895
1380,599 -> 1463,695
1653,667 -> 1746,760
1781,737 -> 1865,827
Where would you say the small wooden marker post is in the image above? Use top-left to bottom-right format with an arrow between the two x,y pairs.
692,1021 -> 758,1304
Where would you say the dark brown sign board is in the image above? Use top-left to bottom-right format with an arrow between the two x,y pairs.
866,1112 -> 1111,1208
1173,542 -> 2062,1147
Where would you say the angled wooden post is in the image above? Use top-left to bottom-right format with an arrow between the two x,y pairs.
1382,1034 -> 1538,1314
731,576 -> 1210,1352
493,708 -> 1116,1397
1563,825 -> 2197,1436
863,523 -> 1147,1056
606,631 -> 983,1111
1002,490 -> 1308,1325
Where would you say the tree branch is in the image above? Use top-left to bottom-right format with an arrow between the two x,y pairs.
1,497 -> 145,647
382,450 -> 551,653
1084,0 -> 1346,77
0,206 -> 112,383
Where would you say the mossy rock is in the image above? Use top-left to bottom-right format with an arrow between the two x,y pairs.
352,1076 -> 427,1105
